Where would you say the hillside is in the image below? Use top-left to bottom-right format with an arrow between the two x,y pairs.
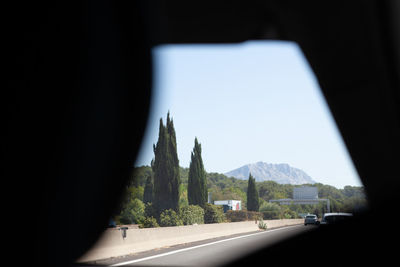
124,165 -> 367,220
225,162 -> 316,185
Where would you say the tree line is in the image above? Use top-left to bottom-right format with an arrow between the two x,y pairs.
150,112 -> 217,213
114,112 -> 262,227
113,112 -> 367,227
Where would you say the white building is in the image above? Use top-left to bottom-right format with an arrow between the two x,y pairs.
214,200 -> 241,212
269,186 -> 330,212
293,186 -> 318,199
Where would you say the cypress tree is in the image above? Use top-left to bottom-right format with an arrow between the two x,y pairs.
143,173 -> 153,204
152,118 -> 167,214
247,173 -> 260,211
152,112 -> 181,214
188,137 -> 207,207
165,112 -> 180,212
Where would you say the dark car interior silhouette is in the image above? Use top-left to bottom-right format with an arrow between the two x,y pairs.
4,0 -> 399,266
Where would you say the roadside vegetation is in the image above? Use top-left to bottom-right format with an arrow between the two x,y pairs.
113,112 -> 367,228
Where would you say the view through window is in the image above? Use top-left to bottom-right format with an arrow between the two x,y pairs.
80,41 -> 367,266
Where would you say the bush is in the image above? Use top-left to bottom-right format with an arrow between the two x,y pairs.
145,202 -> 157,218
262,211 -> 281,220
119,198 -> 145,224
141,217 -> 159,228
204,203 -> 225,224
159,209 -> 183,227
247,211 -> 263,221
226,210 -> 247,222
226,210 -> 263,222
258,219 -> 267,230
180,205 -> 204,225
260,202 -> 281,220
282,208 -> 297,219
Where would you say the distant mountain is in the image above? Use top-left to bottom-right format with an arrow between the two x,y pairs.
224,162 -> 316,185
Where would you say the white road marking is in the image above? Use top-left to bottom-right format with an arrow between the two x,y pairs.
111,225 -> 301,266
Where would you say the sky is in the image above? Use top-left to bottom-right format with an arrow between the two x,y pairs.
135,41 -> 362,189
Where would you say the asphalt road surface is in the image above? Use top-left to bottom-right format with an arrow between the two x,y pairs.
92,225 -> 312,267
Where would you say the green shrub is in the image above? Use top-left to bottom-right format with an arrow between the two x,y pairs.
141,217 -> 159,228
145,202 -> 157,218
180,205 -> 204,225
119,198 -> 145,224
226,210 -> 248,222
282,208 -> 297,219
226,210 -> 263,222
159,209 -> 183,227
262,211 -> 281,220
247,211 -> 263,221
258,219 -> 267,230
260,202 -> 282,219
204,203 -> 225,224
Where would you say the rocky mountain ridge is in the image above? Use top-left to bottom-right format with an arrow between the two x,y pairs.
224,161 -> 316,185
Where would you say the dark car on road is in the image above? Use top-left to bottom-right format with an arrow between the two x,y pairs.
320,213 -> 353,225
304,214 -> 319,225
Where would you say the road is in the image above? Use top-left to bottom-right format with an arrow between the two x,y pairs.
93,225 -> 312,266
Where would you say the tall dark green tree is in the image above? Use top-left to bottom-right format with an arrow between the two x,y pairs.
165,113 -> 180,211
247,173 -> 260,211
152,112 -> 181,214
143,174 -> 153,204
188,137 -> 207,207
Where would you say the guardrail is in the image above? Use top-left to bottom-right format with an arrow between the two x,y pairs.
78,219 -> 303,262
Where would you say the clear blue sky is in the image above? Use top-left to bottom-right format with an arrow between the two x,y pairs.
135,41 -> 362,189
